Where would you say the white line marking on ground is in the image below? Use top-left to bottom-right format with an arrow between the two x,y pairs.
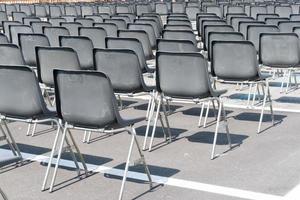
0,149 -> 284,200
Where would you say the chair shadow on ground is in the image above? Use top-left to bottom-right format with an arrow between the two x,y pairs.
275,96 -> 300,104
228,93 -> 264,101
120,99 -> 139,108
135,126 -> 187,151
182,107 -> 234,117
134,103 -> 182,112
186,131 -> 248,145
233,112 -> 286,122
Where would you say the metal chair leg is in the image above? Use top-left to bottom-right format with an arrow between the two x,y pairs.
211,99 -> 223,160
0,187 -> 8,200
203,101 -> 210,128
198,102 -> 205,127
143,92 -> 157,150
258,83 -> 268,134
31,123 -> 37,137
161,95 -> 172,143
148,96 -> 162,151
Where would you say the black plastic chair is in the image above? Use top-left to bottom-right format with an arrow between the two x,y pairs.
79,27 -> 107,49
93,22 -> 118,37
31,21 -> 51,34
60,22 -> 82,36
157,38 -> 198,52
43,26 -> 70,47
54,69 -> 152,200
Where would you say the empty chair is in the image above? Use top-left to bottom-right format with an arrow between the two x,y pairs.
0,65 -> 85,193
155,3 -> 168,15
9,25 -> 33,45
48,17 -> 66,26
60,22 -> 82,36
212,40 -> 274,133
65,5 -> 78,16
203,25 -> 234,51
186,6 -> 200,21
0,11 -> 8,27
75,17 -> 94,27
94,22 -> 118,37
43,26 -> 70,47
53,69 -> 152,200
117,13 -> 135,23
85,15 -> 103,23
36,46 -> 81,88
23,17 -> 41,25
106,37 -> 153,73
208,32 -> 244,61
290,14 -> 300,21
275,6 -> 292,18
136,4 -> 151,16
197,15 -> 220,36
250,6 -> 267,19
163,30 -> 197,46
2,21 -> 21,41
81,5 -> 94,16
164,24 -> 193,31
226,13 -> 247,24
0,33 -> 8,44
247,25 -> 279,51
239,21 -> 265,38
172,2 -> 185,14
167,19 -> 192,27
35,5 -> 47,18
0,44 -> 25,65
12,11 -> 27,22
111,15 -> 131,24
257,13 -> 279,21
278,21 -> 300,32
227,5 -> 244,15
31,21 -> 51,34
118,30 -> 153,60
141,14 -> 163,31
259,33 -> 300,93
79,27 -> 107,49
137,18 -> 161,37
201,20 -> 227,38
146,51 -> 231,159
206,6 -> 223,18
231,16 -> 254,31
265,17 -> 289,26
5,4 -> 17,17
157,39 -> 198,52
49,5 -> 62,17
20,4 -> 33,16
128,23 -> 156,48
19,33 -> 50,68
116,5 -> 130,14
98,5 -> 113,15
104,18 -> 126,29
59,36 -> 94,70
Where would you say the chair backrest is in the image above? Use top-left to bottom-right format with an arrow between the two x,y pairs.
257,13 -> 279,21
275,5 -> 292,18
62,15 -> 76,22
43,26 -> 70,47
156,51 -> 211,98
203,25 -> 234,51
79,27 -> 107,49
0,11 -> 8,26
128,23 -> 156,48
81,5 -> 94,16
0,44 -> 25,65
104,18 -> 127,30
65,5 -> 78,16
278,21 -> 300,32
60,22 -> 82,36
94,48 -> 144,93
135,18 -> 160,38
93,22 -> 118,37
12,11 -> 27,22
0,66 -> 47,118
211,41 -> 259,81
136,4 -> 151,16
226,13 -> 247,24
106,37 -> 147,72
9,24 -> 33,45
0,33 -> 8,44
20,5 -> 32,16
50,5 -> 62,18
118,30 -> 153,60
59,36 -> 94,70
31,21 -> 51,34
186,6 -> 200,21
23,16 -> 41,25
5,4 -> 17,16
231,16 -> 254,31
250,6 -> 267,19
19,33 -> 50,67
116,5 -> 130,14
201,20 -> 227,38
35,5 -> 47,17
85,15 -> 103,23
164,24 -> 193,31
227,5 -> 244,14
2,21 -> 21,41
141,14 -> 163,30
259,33 -> 300,68
36,46 -> 81,86
162,30 -> 197,46
293,26 -> 300,38
290,14 -> 300,21
54,69 -> 119,128
157,39 -> 198,52
172,2 -> 185,14
265,17 -> 289,25
75,17 -> 94,27
206,6 -> 223,17
247,25 -> 279,51
155,3 -> 168,15
111,15 -> 131,24
208,32 -> 244,61
49,17 -> 66,26
239,21 -> 265,38
197,16 -> 220,35
167,19 -> 192,27
98,5 -> 112,15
